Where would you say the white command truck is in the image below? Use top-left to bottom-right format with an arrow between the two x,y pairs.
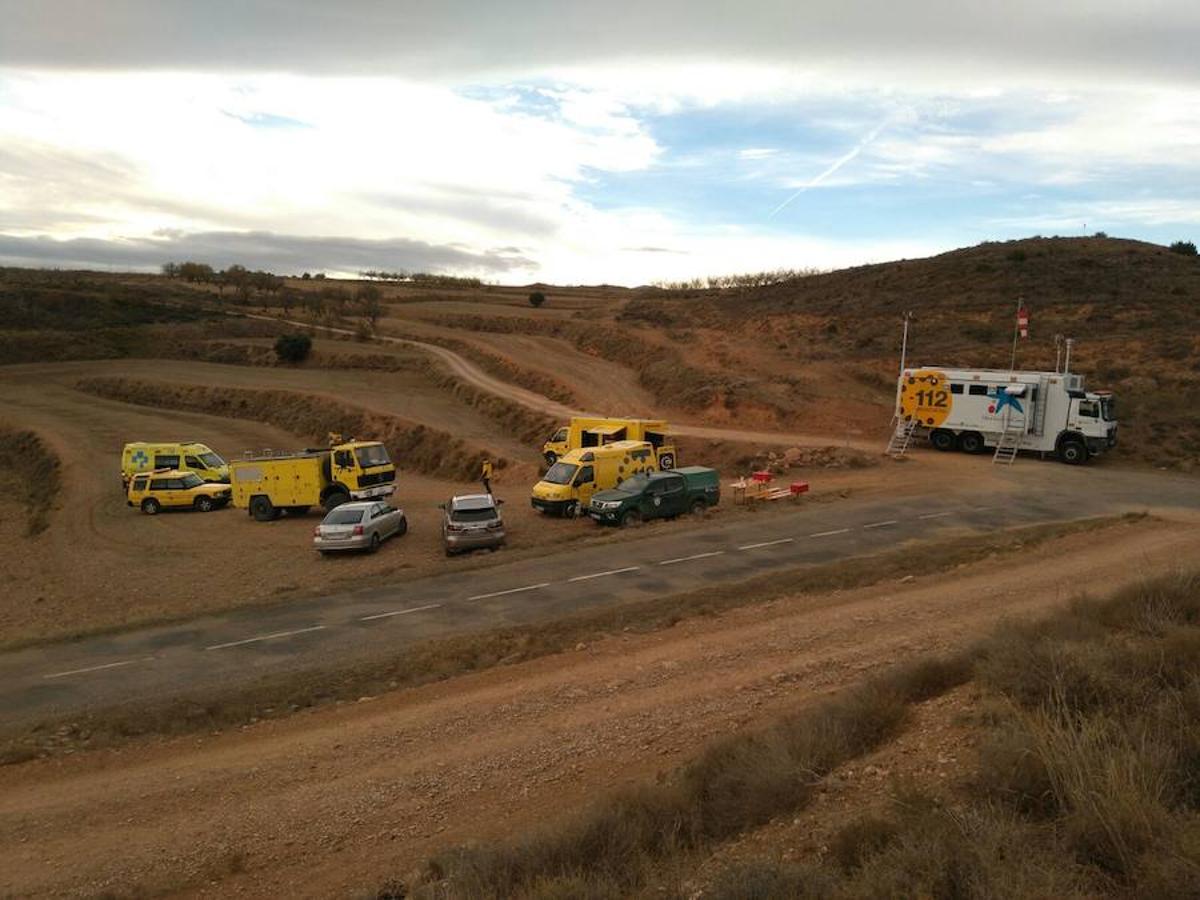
896,367 -> 1117,464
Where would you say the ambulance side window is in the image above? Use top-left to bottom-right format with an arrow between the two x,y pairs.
185,455 -> 203,469
950,384 -> 963,395
968,385 -> 988,396
575,465 -> 595,485
155,454 -> 180,469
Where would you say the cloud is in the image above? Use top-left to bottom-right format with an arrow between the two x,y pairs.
2,2 -> 1197,88
0,230 -> 533,276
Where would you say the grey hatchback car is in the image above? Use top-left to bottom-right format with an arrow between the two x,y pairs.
441,494 -> 506,556
313,500 -> 407,554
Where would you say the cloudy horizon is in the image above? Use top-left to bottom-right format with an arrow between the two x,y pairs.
2,1 -> 1197,284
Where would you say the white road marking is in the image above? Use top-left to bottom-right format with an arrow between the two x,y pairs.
862,520 -> 899,529
973,506 -> 996,512
205,625 -> 326,651
810,528 -> 851,538
360,603 -> 443,621
43,657 -> 156,680
467,583 -> 551,602
918,511 -> 954,520
738,537 -> 794,550
658,551 -> 725,566
568,566 -> 640,582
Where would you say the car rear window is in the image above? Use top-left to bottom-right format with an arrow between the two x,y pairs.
451,507 -> 497,522
324,508 -> 365,525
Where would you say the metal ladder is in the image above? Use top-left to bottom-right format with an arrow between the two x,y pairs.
1031,376 -> 1049,436
992,413 -> 1025,465
886,418 -> 918,459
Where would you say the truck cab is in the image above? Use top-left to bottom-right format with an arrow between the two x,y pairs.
1065,392 -> 1118,461
329,440 -> 396,499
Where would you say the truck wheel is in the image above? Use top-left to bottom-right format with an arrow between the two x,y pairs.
620,510 -> 642,528
562,500 -> 578,518
322,491 -> 350,512
1058,439 -> 1089,465
368,532 -> 382,553
930,429 -> 957,452
194,496 -> 215,512
141,498 -> 161,516
250,496 -> 278,522
690,499 -> 707,517
959,432 -> 986,454
659,453 -> 675,470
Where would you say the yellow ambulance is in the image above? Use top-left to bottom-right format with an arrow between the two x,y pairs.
121,442 -> 229,487
531,440 -> 657,517
541,417 -> 677,469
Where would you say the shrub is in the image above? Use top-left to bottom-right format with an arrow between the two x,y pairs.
528,291 -> 546,308
273,332 -> 312,363
1169,240 -> 1197,256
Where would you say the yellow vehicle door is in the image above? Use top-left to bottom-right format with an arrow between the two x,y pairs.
573,463 -> 597,508
147,476 -> 174,506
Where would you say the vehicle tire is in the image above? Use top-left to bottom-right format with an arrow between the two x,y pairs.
930,429 -> 957,452
659,453 -> 675,470
959,431 -> 986,455
194,496 -> 215,513
562,500 -> 578,519
141,498 -> 161,516
250,495 -> 277,522
544,452 -> 558,468
396,516 -> 408,537
369,532 -> 382,553
690,499 -> 707,517
1058,439 -> 1089,465
620,510 -> 642,528
322,490 -> 350,512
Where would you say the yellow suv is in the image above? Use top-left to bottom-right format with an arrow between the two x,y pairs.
127,469 -> 232,515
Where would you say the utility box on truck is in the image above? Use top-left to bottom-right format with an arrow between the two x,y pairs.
230,439 -> 396,520
894,367 -> 1117,464
542,417 -> 677,469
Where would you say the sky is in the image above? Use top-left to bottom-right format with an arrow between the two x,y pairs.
1,1 -> 1198,285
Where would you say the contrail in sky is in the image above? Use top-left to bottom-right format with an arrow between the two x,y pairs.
768,118 -> 890,218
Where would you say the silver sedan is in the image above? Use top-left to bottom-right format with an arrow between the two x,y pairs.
313,501 -> 408,554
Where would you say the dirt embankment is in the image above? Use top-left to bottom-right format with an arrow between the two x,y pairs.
419,313 -> 777,420
74,376 -> 519,482
0,426 -> 61,536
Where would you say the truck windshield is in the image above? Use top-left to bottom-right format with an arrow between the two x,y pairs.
543,462 -> 578,485
618,474 -> 652,494
1101,397 -> 1116,421
180,473 -> 204,489
355,445 -> 391,468
198,452 -> 225,468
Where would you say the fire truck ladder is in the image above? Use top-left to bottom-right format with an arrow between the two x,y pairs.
992,412 -> 1025,465
886,417 -> 919,459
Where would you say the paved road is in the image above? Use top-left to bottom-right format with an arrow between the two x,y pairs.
3,464 -> 1198,729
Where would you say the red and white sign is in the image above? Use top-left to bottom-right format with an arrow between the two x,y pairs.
1017,304 -> 1030,339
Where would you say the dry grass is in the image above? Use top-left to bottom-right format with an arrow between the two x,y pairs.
0,425 -> 62,535
697,569 -> 1200,900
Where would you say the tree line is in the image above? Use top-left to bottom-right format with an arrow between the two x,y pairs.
162,261 -> 284,301
359,269 -> 484,288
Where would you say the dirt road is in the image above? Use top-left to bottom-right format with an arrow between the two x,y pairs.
249,313 -> 880,450
1,517 -> 1194,898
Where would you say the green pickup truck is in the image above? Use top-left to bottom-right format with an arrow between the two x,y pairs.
588,466 -> 720,527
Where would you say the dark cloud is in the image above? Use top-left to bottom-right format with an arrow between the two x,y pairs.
0,229 -> 535,276
1,1 -> 1196,84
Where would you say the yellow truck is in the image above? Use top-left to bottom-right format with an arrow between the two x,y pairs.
229,438 -> 396,521
531,439 -> 657,517
121,441 -> 229,487
542,417 -> 677,469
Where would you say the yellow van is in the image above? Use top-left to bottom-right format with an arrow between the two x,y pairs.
122,442 -> 229,487
531,440 -> 657,517
542,417 -> 676,469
